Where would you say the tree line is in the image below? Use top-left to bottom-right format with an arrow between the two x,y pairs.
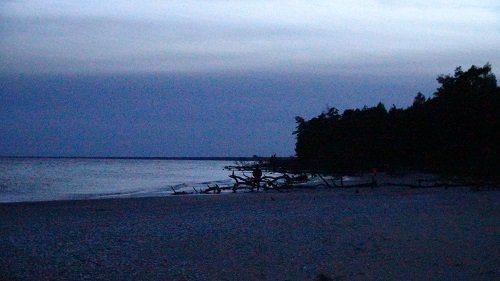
293,64 -> 499,177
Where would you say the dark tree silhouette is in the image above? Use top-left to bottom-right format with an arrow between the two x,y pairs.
412,92 -> 426,107
294,64 -> 499,177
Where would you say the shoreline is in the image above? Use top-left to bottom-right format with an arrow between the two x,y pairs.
2,170 -> 496,205
1,185 -> 498,280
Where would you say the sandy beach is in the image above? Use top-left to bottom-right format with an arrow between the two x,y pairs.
1,186 -> 498,281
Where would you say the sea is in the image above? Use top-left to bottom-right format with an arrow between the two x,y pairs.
0,157 -> 248,203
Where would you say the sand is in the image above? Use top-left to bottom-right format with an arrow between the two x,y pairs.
0,186 -> 498,281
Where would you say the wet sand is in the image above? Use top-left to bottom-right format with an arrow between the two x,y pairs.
1,186 -> 498,280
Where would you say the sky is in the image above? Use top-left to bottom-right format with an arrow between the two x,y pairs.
1,0 -> 499,157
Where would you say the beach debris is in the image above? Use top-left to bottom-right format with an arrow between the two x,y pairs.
168,164 -> 495,196
203,184 -> 222,194
170,186 -> 191,195
315,173 -> 377,189
228,170 -> 302,192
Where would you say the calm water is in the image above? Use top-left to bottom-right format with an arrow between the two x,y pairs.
0,158 -> 239,203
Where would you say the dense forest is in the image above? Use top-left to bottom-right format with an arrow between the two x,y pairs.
293,64 -> 499,177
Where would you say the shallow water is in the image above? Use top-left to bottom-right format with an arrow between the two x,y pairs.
0,158 -> 238,203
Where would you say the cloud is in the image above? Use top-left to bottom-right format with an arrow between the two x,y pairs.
1,0 -> 499,75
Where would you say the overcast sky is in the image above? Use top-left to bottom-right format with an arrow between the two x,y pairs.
1,1 -> 499,157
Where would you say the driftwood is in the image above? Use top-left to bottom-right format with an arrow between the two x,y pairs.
170,168 -> 499,196
261,175 -> 289,191
315,174 -> 377,188
170,186 -> 191,195
228,171 -> 311,192
203,184 -> 222,194
229,171 -> 259,192
229,170 -> 377,192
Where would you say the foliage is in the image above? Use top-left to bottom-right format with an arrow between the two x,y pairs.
294,64 -> 499,176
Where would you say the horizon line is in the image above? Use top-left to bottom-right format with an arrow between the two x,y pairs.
0,156 -> 293,161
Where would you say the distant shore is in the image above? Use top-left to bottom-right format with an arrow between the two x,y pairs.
1,182 -> 498,281
0,155 -> 280,161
